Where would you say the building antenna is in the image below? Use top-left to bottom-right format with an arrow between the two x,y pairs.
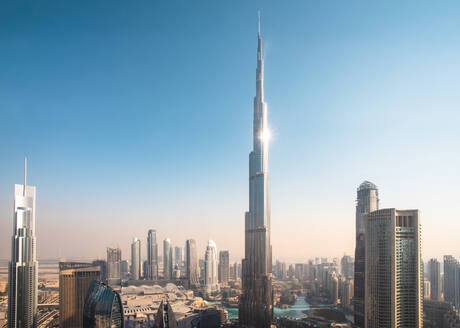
23,157 -> 27,196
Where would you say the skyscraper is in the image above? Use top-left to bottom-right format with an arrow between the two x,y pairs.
364,208 -> 423,328
185,239 -> 199,287
147,229 -> 159,280
428,258 -> 442,301
83,280 -> 124,328
92,260 -> 107,283
218,251 -> 230,284
204,240 -> 219,295
163,239 -> 173,280
107,247 -> 122,287
354,181 -> 379,327
340,255 -> 354,280
7,159 -> 38,328
174,246 -> 183,266
444,255 -> 460,308
239,13 -> 273,328
59,262 -> 101,328
131,238 -> 141,280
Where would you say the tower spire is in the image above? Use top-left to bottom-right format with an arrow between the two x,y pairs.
258,10 -> 261,37
23,156 -> 27,196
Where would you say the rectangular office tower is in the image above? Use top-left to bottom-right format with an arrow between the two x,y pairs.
365,209 -> 423,328
185,239 -> 200,288
107,247 -> 122,287
59,262 -> 101,328
147,230 -> 159,280
8,160 -> 38,328
427,258 -> 442,301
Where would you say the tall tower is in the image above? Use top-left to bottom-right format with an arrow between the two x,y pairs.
107,247 -> 122,287
218,250 -> 230,284
131,238 -> 141,280
427,258 -> 441,301
8,158 -> 38,328
147,229 -> 159,280
364,209 -> 423,328
239,12 -> 273,328
185,239 -> 199,287
163,239 -> 172,280
443,255 -> 459,307
59,262 -> 101,328
353,181 -> 379,327
204,240 -> 219,295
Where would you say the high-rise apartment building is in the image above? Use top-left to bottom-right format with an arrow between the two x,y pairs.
428,258 -> 442,301
7,159 -> 38,328
218,251 -> 230,284
185,239 -> 199,287
59,262 -> 101,328
83,280 -> 124,328
354,181 -> 379,327
147,229 -> 159,280
107,247 -> 122,287
131,238 -> 141,280
204,240 -> 219,295
239,13 -> 273,328
364,208 -> 423,328
163,239 -> 173,280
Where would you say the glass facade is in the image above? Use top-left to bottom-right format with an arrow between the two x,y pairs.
83,280 -> 124,328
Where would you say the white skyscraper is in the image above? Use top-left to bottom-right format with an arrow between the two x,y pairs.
8,158 -> 38,328
130,238 -> 141,280
204,240 -> 219,295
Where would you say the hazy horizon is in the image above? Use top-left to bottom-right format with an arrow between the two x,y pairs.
1,1 -> 460,263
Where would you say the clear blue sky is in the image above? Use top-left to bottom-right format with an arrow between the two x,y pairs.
1,1 -> 459,262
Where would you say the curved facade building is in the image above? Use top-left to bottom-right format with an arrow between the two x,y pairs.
83,280 -> 124,328
131,238 -> 141,280
204,240 -> 219,295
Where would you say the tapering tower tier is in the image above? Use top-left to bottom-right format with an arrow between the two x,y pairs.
8,159 -> 38,328
239,13 -> 273,328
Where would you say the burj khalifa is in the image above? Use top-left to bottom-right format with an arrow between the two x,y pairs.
239,13 -> 273,328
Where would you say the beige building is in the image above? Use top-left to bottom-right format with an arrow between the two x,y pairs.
364,208 -> 423,328
59,262 -> 100,328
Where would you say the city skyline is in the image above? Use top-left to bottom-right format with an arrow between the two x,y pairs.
1,1 -> 460,262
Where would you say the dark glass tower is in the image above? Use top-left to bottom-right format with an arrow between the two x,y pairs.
83,280 -> 124,328
353,181 -> 379,327
186,239 -> 200,288
239,13 -> 273,328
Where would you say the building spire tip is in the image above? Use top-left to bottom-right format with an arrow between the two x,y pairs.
258,10 -> 261,37
23,156 -> 27,196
